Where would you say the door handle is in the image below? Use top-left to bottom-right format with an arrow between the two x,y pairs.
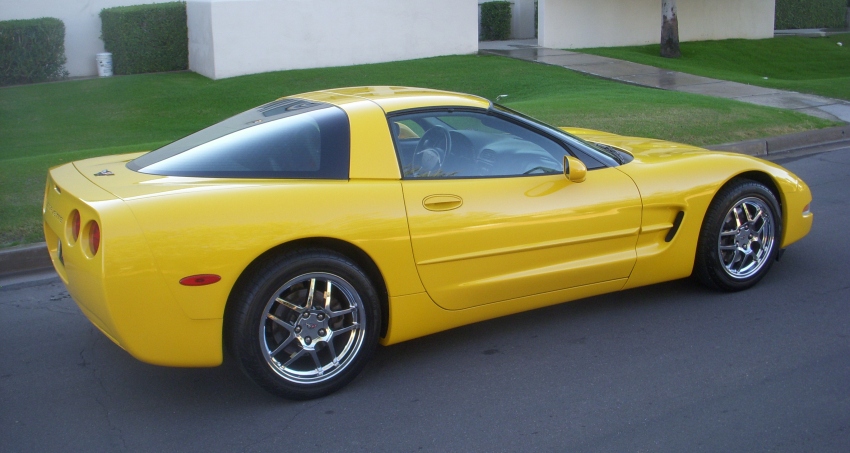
423,194 -> 463,211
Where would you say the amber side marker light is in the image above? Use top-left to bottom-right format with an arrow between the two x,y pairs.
180,274 -> 222,286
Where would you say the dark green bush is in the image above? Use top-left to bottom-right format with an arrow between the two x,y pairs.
100,2 -> 187,75
775,0 -> 846,29
480,1 -> 512,41
0,18 -> 67,87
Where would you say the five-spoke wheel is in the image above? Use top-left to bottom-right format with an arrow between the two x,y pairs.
261,273 -> 365,384
227,249 -> 380,400
695,179 -> 781,291
716,197 -> 775,280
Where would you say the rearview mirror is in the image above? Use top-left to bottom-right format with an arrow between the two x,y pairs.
563,155 -> 587,183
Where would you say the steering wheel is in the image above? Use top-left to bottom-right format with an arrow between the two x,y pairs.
412,126 -> 452,176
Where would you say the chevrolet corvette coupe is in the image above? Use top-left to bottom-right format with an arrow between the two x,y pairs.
43,87 -> 812,399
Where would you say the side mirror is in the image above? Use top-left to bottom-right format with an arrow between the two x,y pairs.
563,155 -> 587,183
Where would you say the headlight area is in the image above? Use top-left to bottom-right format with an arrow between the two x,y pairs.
779,176 -> 813,248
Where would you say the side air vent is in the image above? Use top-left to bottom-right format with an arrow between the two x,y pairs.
665,211 -> 685,242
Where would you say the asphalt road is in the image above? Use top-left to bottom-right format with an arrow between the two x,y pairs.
2,148 -> 849,452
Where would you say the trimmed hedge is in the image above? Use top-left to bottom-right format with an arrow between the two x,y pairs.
100,2 -> 188,75
775,0 -> 846,29
480,1 -> 512,41
0,18 -> 67,87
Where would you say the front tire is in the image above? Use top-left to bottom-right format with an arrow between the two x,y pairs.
227,249 -> 381,399
695,179 -> 781,291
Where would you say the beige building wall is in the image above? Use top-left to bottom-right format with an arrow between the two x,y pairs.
539,0 -> 775,49
189,0 -> 479,80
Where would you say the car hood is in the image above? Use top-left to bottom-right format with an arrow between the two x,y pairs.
563,127 -> 714,164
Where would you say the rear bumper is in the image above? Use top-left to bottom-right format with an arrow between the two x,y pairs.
44,163 -> 223,367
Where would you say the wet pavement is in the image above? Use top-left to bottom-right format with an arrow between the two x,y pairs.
479,40 -> 850,123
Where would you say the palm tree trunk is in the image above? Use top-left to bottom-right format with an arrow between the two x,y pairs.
661,0 -> 681,58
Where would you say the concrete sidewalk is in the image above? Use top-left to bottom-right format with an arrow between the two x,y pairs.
479,40 -> 850,123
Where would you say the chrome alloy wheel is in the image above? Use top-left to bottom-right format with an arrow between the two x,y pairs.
260,273 -> 366,384
717,196 -> 775,280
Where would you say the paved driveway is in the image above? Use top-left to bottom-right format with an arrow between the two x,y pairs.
2,148 -> 849,452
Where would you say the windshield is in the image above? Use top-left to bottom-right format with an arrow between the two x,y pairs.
492,104 -> 623,166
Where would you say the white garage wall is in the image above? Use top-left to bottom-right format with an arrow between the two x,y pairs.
0,0 -> 177,77
539,0 -> 774,49
1,0 -> 775,80
188,0 -> 479,80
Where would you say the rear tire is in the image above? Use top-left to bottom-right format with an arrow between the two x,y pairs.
227,249 -> 381,399
694,179 -> 781,291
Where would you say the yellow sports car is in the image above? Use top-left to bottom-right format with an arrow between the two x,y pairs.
43,87 -> 812,399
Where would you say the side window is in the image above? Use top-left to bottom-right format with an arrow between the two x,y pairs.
128,102 -> 350,179
390,110 -> 568,179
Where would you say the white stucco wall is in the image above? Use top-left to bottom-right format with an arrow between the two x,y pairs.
510,0 -> 537,39
539,0 -> 774,49
0,0 -> 178,77
2,0 -> 776,80
189,0 -> 479,80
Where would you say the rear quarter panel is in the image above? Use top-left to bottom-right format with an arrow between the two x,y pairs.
123,179 -> 421,320
45,163 -> 223,366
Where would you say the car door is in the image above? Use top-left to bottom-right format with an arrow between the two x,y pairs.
392,109 -> 642,311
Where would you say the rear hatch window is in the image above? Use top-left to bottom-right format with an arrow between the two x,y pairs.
126,99 -> 350,179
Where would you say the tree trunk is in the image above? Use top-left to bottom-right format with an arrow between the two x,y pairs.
661,0 -> 681,58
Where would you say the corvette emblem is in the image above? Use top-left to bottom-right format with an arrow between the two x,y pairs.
94,169 -> 114,176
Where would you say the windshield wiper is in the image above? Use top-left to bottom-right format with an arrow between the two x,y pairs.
592,143 -> 625,165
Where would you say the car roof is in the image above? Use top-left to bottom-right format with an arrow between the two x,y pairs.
293,86 -> 492,113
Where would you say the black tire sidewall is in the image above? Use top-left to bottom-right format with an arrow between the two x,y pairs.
695,180 -> 782,292
228,249 -> 381,400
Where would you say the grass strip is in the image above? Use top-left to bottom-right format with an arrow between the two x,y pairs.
0,54 -> 837,246
576,34 -> 850,101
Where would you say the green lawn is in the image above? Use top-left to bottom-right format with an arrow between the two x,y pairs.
577,34 -> 850,101
0,54 -> 838,247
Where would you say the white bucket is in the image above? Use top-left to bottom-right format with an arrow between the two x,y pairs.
96,52 -> 113,77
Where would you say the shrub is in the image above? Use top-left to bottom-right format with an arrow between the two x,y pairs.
480,1 -> 512,41
775,0 -> 846,29
100,2 -> 188,75
0,18 -> 67,87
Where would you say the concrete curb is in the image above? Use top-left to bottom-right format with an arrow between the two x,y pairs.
706,125 -> 850,156
2,128 -> 848,287
0,243 -> 57,290
0,242 -> 51,276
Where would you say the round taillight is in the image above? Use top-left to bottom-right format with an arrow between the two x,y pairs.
66,210 -> 81,243
89,221 -> 100,256
71,211 -> 81,241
